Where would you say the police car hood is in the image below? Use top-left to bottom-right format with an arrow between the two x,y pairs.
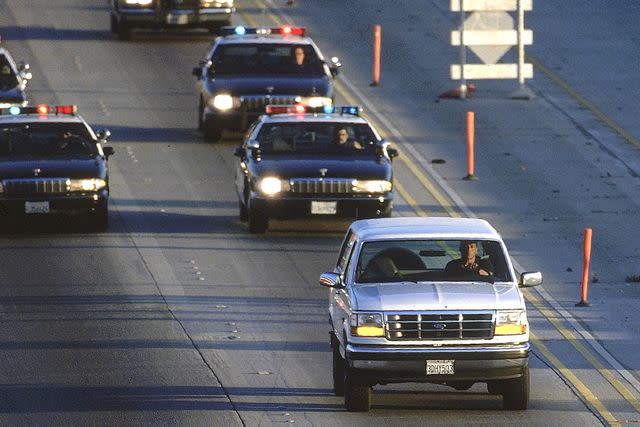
208,75 -> 331,96
351,282 -> 522,311
255,155 -> 390,180
0,158 -> 104,179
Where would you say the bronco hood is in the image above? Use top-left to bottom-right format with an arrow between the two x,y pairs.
351,282 -> 523,312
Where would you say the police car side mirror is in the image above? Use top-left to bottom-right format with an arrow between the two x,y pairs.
329,57 -> 341,78
96,129 -> 111,141
102,146 -> 115,158
192,67 -> 201,77
387,147 -> 399,159
233,147 -> 244,158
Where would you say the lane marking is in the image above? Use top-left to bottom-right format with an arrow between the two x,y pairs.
530,331 -> 620,427
527,291 -> 640,413
394,181 -> 430,217
528,55 -> 640,150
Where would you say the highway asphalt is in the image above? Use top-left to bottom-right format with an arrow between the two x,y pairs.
0,0 -> 638,425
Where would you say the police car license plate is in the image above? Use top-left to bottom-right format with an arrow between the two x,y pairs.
311,201 -> 337,215
166,14 -> 189,25
25,201 -> 50,214
426,360 -> 454,375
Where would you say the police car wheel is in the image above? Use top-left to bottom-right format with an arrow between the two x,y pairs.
110,14 -> 118,34
117,22 -> 131,41
248,208 -> 267,234
198,99 -> 204,131
239,200 -> 248,222
87,207 -> 109,232
203,126 -> 222,143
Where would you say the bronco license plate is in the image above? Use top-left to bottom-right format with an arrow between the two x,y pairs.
426,360 -> 454,375
25,201 -> 50,214
311,201 -> 337,215
166,14 -> 189,25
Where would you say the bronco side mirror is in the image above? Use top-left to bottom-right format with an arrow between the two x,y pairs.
519,271 -> 543,287
319,272 -> 344,289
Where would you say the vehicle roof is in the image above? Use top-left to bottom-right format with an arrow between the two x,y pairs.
259,113 -> 370,125
218,35 -> 314,46
0,114 -> 85,125
351,217 -> 502,242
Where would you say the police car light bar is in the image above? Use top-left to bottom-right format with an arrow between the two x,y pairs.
220,26 -> 307,37
265,105 -> 307,115
0,104 -> 78,116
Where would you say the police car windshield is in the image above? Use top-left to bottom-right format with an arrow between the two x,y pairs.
257,122 -> 378,155
212,44 -> 325,76
355,239 -> 512,284
0,55 -> 19,90
0,123 -> 97,158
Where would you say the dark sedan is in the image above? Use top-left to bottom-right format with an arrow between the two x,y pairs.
0,105 -> 114,230
234,106 -> 398,233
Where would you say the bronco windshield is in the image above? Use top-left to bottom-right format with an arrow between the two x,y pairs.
355,239 -> 512,283
0,123 -> 97,158
256,122 -> 379,155
211,43 -> 326,76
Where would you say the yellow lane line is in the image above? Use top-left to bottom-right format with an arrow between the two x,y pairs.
530,331 -> 621,427
526,291 -> 640,413
394,181 -> 429,217
528,55 -> 640,150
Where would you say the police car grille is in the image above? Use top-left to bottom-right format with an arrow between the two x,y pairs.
2,178 -> 69,195
240,96 -> 298,113
385,312 -> 494,340
165,0 -> 200,9
289,178 -> 353,194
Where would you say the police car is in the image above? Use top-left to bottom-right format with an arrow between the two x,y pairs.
109,0 -> 235,40
0,46 -> 32,108
0,104 -> 114,230
233,105 -> 398,233
193,26 -> 341,142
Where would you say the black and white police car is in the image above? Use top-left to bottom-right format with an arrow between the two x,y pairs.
0,104 -> 114,230
193,26 -> 341,142
234,105 -> 398,233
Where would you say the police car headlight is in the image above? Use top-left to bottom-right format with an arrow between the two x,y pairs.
305,97 -> 332,108
211,94 -> 234,111
352,180 -> 392,193
258,177 -> 290,196
124,0 -> 153,5
495,310 -> 528,335
67,178 -> 107,192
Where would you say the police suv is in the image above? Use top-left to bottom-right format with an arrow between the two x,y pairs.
320,217 -> 542,411
193,26 -> 341,142
0,104 -> 114,230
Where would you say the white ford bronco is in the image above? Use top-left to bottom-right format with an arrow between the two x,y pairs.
320,217 -> 542,412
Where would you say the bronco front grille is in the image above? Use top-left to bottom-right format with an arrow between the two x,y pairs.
289,178 -> 353,194
2,178 -> 69,195
385,312 -> 494,340
240,95 -> 299,113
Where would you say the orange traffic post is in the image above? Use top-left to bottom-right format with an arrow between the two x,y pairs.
370,25 -> 381,86
576,228 -> 593,307
463,111 -> 477,180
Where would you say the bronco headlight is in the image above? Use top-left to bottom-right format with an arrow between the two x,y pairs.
124,0 -> 153,5
350,312 -> 384,337
352,180 -> 392,194
211,94 -> 234,111
67,178 -> 107,192
495,310 -> 528,335
258,177 -> 290,196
